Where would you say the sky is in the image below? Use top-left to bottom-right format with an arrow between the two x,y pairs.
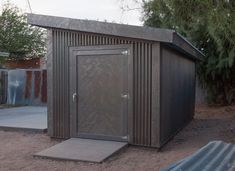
0,0 -> 143,25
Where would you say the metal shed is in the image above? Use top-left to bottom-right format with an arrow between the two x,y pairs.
28,14 -> 203,148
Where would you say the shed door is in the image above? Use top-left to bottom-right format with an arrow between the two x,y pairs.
70,45 -> 132,142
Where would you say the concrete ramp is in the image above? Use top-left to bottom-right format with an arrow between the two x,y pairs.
34,138 -> 127,163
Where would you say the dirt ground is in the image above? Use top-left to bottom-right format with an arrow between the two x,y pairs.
0,105 -> 235,171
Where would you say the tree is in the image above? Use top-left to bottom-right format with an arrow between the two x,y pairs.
0,3 -> 46,60
142,0 -> 235,105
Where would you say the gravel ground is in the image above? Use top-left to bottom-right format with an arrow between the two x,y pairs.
0,105 -> 235,171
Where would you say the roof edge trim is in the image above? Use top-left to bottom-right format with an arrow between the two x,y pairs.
27,13 -> 204,60
27,13 -> 174,42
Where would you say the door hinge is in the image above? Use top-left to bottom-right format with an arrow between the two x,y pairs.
121,50 -> 129,55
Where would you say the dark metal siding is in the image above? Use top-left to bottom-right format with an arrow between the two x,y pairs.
50,29 -> 153,146
160,45 -> 195,146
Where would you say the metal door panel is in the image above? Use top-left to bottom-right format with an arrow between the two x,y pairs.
70,45 -> 132,141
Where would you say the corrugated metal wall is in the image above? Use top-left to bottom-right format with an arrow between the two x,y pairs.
0,71 -> 8,104
50,29 -> 153,146
160,45 -> 195,145
161,141 -> 235,170
0,69 -> 47,106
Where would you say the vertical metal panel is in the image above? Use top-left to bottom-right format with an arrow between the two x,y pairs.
69,49 -> 77,138
127,44 -> 134,144
0,71 -> 8,104
131,42 -> 152,146
151,43 -> 161,147
160,45 -> 195,146
51,29 -> 153,146
46,29 -> 53,136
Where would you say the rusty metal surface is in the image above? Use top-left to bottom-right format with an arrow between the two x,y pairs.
0,71 -> 8,104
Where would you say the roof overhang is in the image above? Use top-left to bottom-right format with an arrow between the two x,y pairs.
27,13 -> 204,60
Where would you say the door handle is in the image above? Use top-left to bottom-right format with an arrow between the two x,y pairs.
121,94 -> 129,99
72,93 -> 77,102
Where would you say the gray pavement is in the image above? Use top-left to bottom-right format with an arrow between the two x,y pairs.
0,106 -> 47,132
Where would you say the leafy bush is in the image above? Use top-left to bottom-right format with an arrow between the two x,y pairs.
142,0 -> 235,105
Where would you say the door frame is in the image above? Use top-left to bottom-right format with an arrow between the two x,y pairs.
69,44 -> 133,143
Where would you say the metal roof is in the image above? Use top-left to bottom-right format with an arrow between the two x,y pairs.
161,141 -> 235,171
27,13 -> 204,60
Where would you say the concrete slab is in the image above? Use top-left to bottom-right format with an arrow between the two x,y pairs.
35,138 -> 127,163
0,106 -> 47,132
